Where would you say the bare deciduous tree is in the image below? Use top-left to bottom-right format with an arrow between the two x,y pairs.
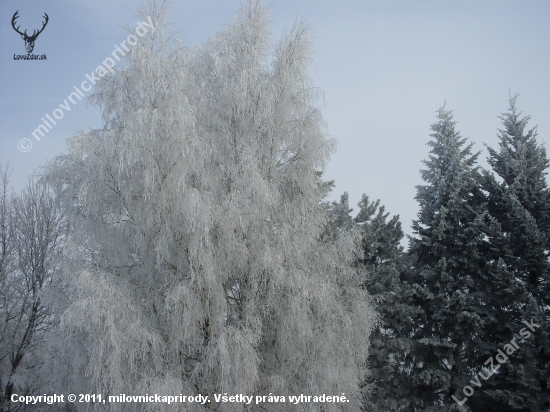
0,166 -> 64,411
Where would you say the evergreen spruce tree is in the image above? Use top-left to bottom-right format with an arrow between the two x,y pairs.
327,193 -> 424,411
407,106 -> 491,409
328,192 -> 355,235
353,195 -> 421,412
478,95 -> 550,411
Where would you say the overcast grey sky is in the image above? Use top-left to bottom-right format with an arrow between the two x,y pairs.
1,0 -> 549,243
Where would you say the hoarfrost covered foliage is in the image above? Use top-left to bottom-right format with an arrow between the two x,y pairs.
43,1 -> 376,410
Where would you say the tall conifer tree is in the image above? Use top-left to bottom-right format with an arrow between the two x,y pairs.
479,95 -> 550,411
353,195 -> 420,411
408,106 -> 490,409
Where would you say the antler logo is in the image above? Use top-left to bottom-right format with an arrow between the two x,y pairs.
11,11 -> 49,54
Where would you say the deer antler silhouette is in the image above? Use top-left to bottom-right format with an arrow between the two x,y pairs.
12,11 -> 49,53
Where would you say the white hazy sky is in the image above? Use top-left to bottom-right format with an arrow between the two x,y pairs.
1,0 -> 549,242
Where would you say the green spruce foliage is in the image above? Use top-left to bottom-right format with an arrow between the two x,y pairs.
478,95 -> 550,411
354,195 -> 420,411
328,98 -> 548,412
407,106 -> 492,410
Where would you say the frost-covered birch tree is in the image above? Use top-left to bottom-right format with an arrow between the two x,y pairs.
44,2 -> 375,410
